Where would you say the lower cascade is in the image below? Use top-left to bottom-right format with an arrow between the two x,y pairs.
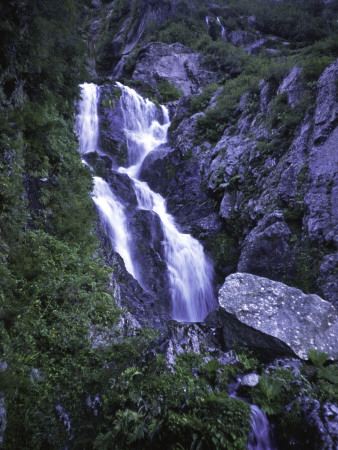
77,82 -> 217,322
248,405 -> 275,450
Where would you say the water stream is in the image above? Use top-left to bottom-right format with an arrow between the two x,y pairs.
228,377 -> 276,450
217,17 -> 227,40
77,83 -> 216,322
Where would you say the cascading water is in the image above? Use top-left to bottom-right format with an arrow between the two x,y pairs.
92,177 -> 136,278
116,82 -> 170,178
117,83 -> 216,322
77,83 -> 100,155
77,82 -> 217,322
228,378 -> 276,450
205,16 -> 210,32
248,405 -> 275,450
133,179 -> 215,322
77,83 -> 137,279
217,17 -> 227,40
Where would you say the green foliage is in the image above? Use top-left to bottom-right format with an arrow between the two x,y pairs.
268,93 -> 303,142
157,79 -> 183,102
195,74 -> 260,143
308,349 -> 329,368
206,233 -> 239,274
225,0 -> 329,44
94,353 -> 251,449
237,350 -> 259,372
190,83 -> 220,114
251,373 -> 290,416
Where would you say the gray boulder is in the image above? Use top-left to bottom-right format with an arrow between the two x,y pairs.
132,42 -> 216,96
216,273 -> 338,360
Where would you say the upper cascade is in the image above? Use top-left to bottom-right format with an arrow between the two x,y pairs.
76,83 -> 100,155
116,82 -> 170,178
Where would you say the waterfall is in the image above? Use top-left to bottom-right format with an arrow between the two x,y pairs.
92,177 -> 137,278
248,405 -> 275,450
217,17 -> 227,40
77,83 -> 100,155
77,82 -> 217,322
77,84 -> 137,279
116,82 -> 170,178
229,378 -> 275,450
117,83 -> 216,322
205,16 -> 210,31
133,179 -> 215,322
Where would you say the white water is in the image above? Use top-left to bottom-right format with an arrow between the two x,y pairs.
77,83 -> 100,154
133,179 -> 215,322
77,84 -> 137,278
92,177 -> 136,278
248,405 -> 275,450
117,83 -> 216,322
116,82 -> 170,178
217,17 -> 227,40
229,377 -> 275,450
77,82 -> 216,322
205,16 -> 210,32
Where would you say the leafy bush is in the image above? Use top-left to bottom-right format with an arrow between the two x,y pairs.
157,78 -> 183,102
195,74 -> 259,143
308,349 -> 329,368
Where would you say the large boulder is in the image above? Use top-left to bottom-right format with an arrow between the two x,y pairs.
132,42 -> 216,96
211,273 -> 338,360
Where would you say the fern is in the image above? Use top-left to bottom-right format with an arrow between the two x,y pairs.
308,349 -> 329,368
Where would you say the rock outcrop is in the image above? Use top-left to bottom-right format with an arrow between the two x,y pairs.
132,42 -> 217,96
210,273 -> 338,360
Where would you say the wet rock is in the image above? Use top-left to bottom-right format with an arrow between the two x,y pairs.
132,42 -> 216,96
216,273 -> 338,360
297,398 -> 338,450
127,209 -> 172,313
139,143 -> 174,193
120,0 -> 172,56
98,85 -> 128,167
159,321 -> 237,368
106,170 -> 138,208
96,0 -> 173,75
238,212 -> 294,281
318,254 -> 338,309
97,228 -> 168,327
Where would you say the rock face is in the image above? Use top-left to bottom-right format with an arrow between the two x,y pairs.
155,59 -> 338,305
237,212 -> 294,281
305,59 -> 338,248
215,273 -> 338,360
132,42 -> 217,95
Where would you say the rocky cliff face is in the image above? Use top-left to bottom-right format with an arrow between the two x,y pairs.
134,59 -> 338,308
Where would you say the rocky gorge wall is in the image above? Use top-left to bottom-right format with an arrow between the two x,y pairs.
95,36 -> 337,310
